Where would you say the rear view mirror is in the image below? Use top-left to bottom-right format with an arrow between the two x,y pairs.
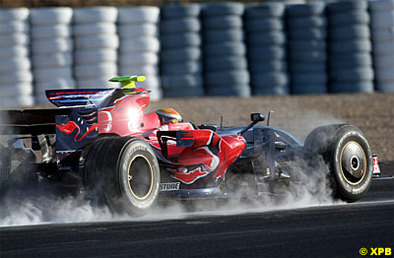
251,113 -> 265,122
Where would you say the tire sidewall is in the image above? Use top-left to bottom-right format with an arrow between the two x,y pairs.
117,139 -> 160,212
331,126 -> 373,200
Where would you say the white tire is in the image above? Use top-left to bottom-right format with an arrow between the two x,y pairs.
31,24 -> 71,39
371,10 -> 394,29
75,34 -> 119,49
73,7 -> 118,23
119,37 -> 159,52
0,46 -> 29,58
0,70 -> 33,83
0,8 -> 29,22
118,52 -> 159,66
30,8 -> 73,25
77,78 -> 114,89
74,63 -> 117,79
118,7 -> 160,24
31,38 -> 72,54
0,33 -> 29,47
32,53 -> 72,68
149,88 -> 162,101
34,95 -> 52,105
0,57 -> 31,72
118,65 -> 158,76
33,67 -> 72,82
0,21 -> 28,34
74,49 -> 117,65
73,23 -> 116,36
0,95 -> 34,108
0,83 -> 33,97
35,78 -> 76,92
143,76 -> 160,89
118,24 -> 159,38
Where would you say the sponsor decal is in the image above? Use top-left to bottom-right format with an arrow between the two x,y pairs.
159,182 -> 180,191
171,167 -> 210,185
57,121 -> 98,142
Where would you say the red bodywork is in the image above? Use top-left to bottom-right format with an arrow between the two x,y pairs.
97,88 -> 246,186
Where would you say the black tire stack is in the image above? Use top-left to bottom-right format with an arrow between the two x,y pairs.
0,8 -> 33,107
370,0 -> 394,92
117,7 -> 161,100
245,3 -> 288,95
286,2 -> 327,94
327,0 -> 374,93
160,4 -> 204,98
202,3 -> 250,97
30,8 -> 75,104
73,7 -> 118,89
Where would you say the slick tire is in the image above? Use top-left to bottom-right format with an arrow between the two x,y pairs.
161,4 -> 200,19
30,8 -> 73,25
303,124 -> 373,202
84,137 -> 160,215
202,3 -> 244,16
73,7 -> 118,23
118,7 -> 160,24
0,8 -> 29,22
245,3 -> 285,19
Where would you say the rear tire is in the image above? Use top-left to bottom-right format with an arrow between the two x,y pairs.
84,137 -> 160,215
303,124 -> 373,202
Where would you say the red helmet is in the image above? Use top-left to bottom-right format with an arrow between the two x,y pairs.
155,108 -> 183,125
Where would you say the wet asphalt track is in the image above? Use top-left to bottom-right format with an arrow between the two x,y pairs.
1,175 -> 393,258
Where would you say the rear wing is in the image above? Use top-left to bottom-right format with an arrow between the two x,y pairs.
46,89 -> 115,108
0,108 -> 71,135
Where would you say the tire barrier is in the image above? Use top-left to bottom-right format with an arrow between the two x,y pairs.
30,7 -> 75,105
118,7 -> 162,100
160,4 -> 204,98
245,3 -> 289,95
73,7 -> 118,89
370,0 -> 394,92
286,2 -> 327,94
1,2 -> 394,106
0,8 -> 33,107
202,3 -> 251,97
327,0 -> 374,93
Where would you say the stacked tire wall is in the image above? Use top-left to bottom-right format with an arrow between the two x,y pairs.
73,7 -> 118,89
0,8 -> 33,107
286,2 -> 327,94
370,0 -> 394,92
118,7 -> 162,100
0,1 -> 393,108
160,4 -> 204,98
245,3 -> 289,95
30,8 -> 74,104
202,3 -> 250,97
327,0 -> 374,93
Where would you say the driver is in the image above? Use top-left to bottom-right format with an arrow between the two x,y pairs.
154,108 -> 183,125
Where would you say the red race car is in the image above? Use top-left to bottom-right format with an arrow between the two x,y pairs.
0,76 -> 380,215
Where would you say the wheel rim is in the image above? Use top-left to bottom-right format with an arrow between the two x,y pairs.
339,141 -> 367,185
127,155 -> 154,200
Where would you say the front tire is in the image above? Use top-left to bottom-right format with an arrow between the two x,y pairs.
84,137 -> 160,215
304,124 -> 373,202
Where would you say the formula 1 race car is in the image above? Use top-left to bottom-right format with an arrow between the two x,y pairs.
0,76 -> 378,215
